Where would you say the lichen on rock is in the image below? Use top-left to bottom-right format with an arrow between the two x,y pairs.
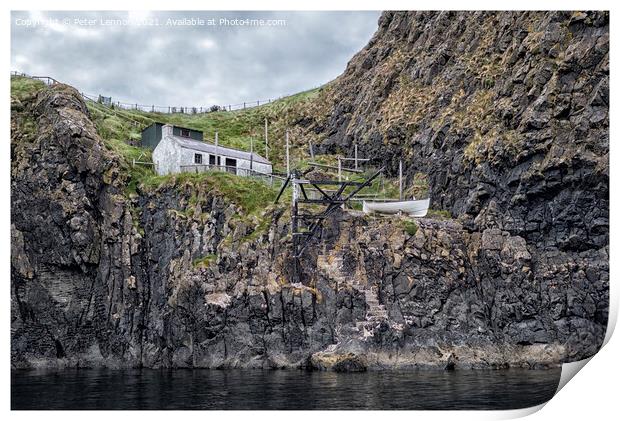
10,11 -> 608,370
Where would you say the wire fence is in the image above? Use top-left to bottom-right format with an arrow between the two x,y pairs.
83,93 -> 282,114
11,71 -> 300,188
11,70 -> 301,115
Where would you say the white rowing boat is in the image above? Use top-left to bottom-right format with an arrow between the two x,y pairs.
362,198 -> 430,217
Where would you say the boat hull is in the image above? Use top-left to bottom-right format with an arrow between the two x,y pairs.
362,198 -> 430,217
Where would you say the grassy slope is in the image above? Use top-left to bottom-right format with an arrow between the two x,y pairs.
87,87 -> 323,171
84,87 -> 324,206
11,76 -> 435,222
10,76 -> 285,217
11,76 -> 46,102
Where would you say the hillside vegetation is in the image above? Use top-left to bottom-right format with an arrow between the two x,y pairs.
11,74 -> 427,208
86,87 -> 325,171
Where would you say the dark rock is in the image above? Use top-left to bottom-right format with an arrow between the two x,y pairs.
333,354 -> 367,372
10,12 -> 608,370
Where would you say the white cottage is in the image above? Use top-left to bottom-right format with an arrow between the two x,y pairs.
152,125 -> 272,176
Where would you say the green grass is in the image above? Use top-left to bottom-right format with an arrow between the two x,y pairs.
11,77 -> 44,146
141,170 -> 280,216
401,219 -> 418,236
12,76 -> 429,216
89,95 -> 289,216
427,209 -> 452,220
10,76 -> 46,102
95,87 -> 322,172
193,253 -> 217,268
86,100 -> 157,197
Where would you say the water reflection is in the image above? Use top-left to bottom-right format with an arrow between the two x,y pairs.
11,368 -> 561,410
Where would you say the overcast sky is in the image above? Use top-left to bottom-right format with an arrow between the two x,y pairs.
11,11 -> 380,107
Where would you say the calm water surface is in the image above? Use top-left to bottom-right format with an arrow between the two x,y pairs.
12,368 -> 560,410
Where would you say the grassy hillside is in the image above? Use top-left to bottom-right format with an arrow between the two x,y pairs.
10,76 -> 46,102
11,76 -> 428,209
86,87 -> 324,172
10,75 -> 289,216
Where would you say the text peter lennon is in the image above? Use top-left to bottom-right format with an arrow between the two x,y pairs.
14,17 -> 288,27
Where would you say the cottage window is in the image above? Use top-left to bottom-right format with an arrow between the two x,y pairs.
194,153 -> 202,164
180,128 -> 191,137
225,158 -> 237,174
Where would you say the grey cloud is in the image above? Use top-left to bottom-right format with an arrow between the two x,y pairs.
11,11 -> 380,108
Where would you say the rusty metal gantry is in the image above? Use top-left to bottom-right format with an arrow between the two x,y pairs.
275,166 -> 384,282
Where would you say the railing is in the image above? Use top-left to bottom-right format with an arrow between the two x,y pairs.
105,98 -> 280,114
12,70 -> 313,114
179,164 -> 286,187
12,71 -> 291,189
11,71 -> 59,86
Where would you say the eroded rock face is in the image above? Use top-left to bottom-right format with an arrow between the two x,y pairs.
11,11 -> 608,370
306,11 -> 608,251
293,11 -> 609,367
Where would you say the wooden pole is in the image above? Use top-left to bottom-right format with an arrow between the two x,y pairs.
399,160 -> 403,201
291,171 -> 300,279
354,143 -> 358,170
338,157 -> 342,182
309,142 -> 314,159
286,130 -> 290,176
215,131 -> 219,169
264,118 -> 268,161
250,138 -> 254,171
382,173 -> 385,197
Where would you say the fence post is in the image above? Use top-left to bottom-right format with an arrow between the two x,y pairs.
338,157 -> 342,182
250,138 -> 254,171
399,160 -> 403,201
286,130 -> 290,176
264,118 -> 269,161
215,131 -> 219,169
354,143 -> 358,170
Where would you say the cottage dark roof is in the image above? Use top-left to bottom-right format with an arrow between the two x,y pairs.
168,135 -> 271,165
144,122 -> 202,134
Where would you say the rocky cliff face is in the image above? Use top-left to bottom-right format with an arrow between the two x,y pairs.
300,11 -> 609,365
11,11 -> 608,370
309,11 -> 608,249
